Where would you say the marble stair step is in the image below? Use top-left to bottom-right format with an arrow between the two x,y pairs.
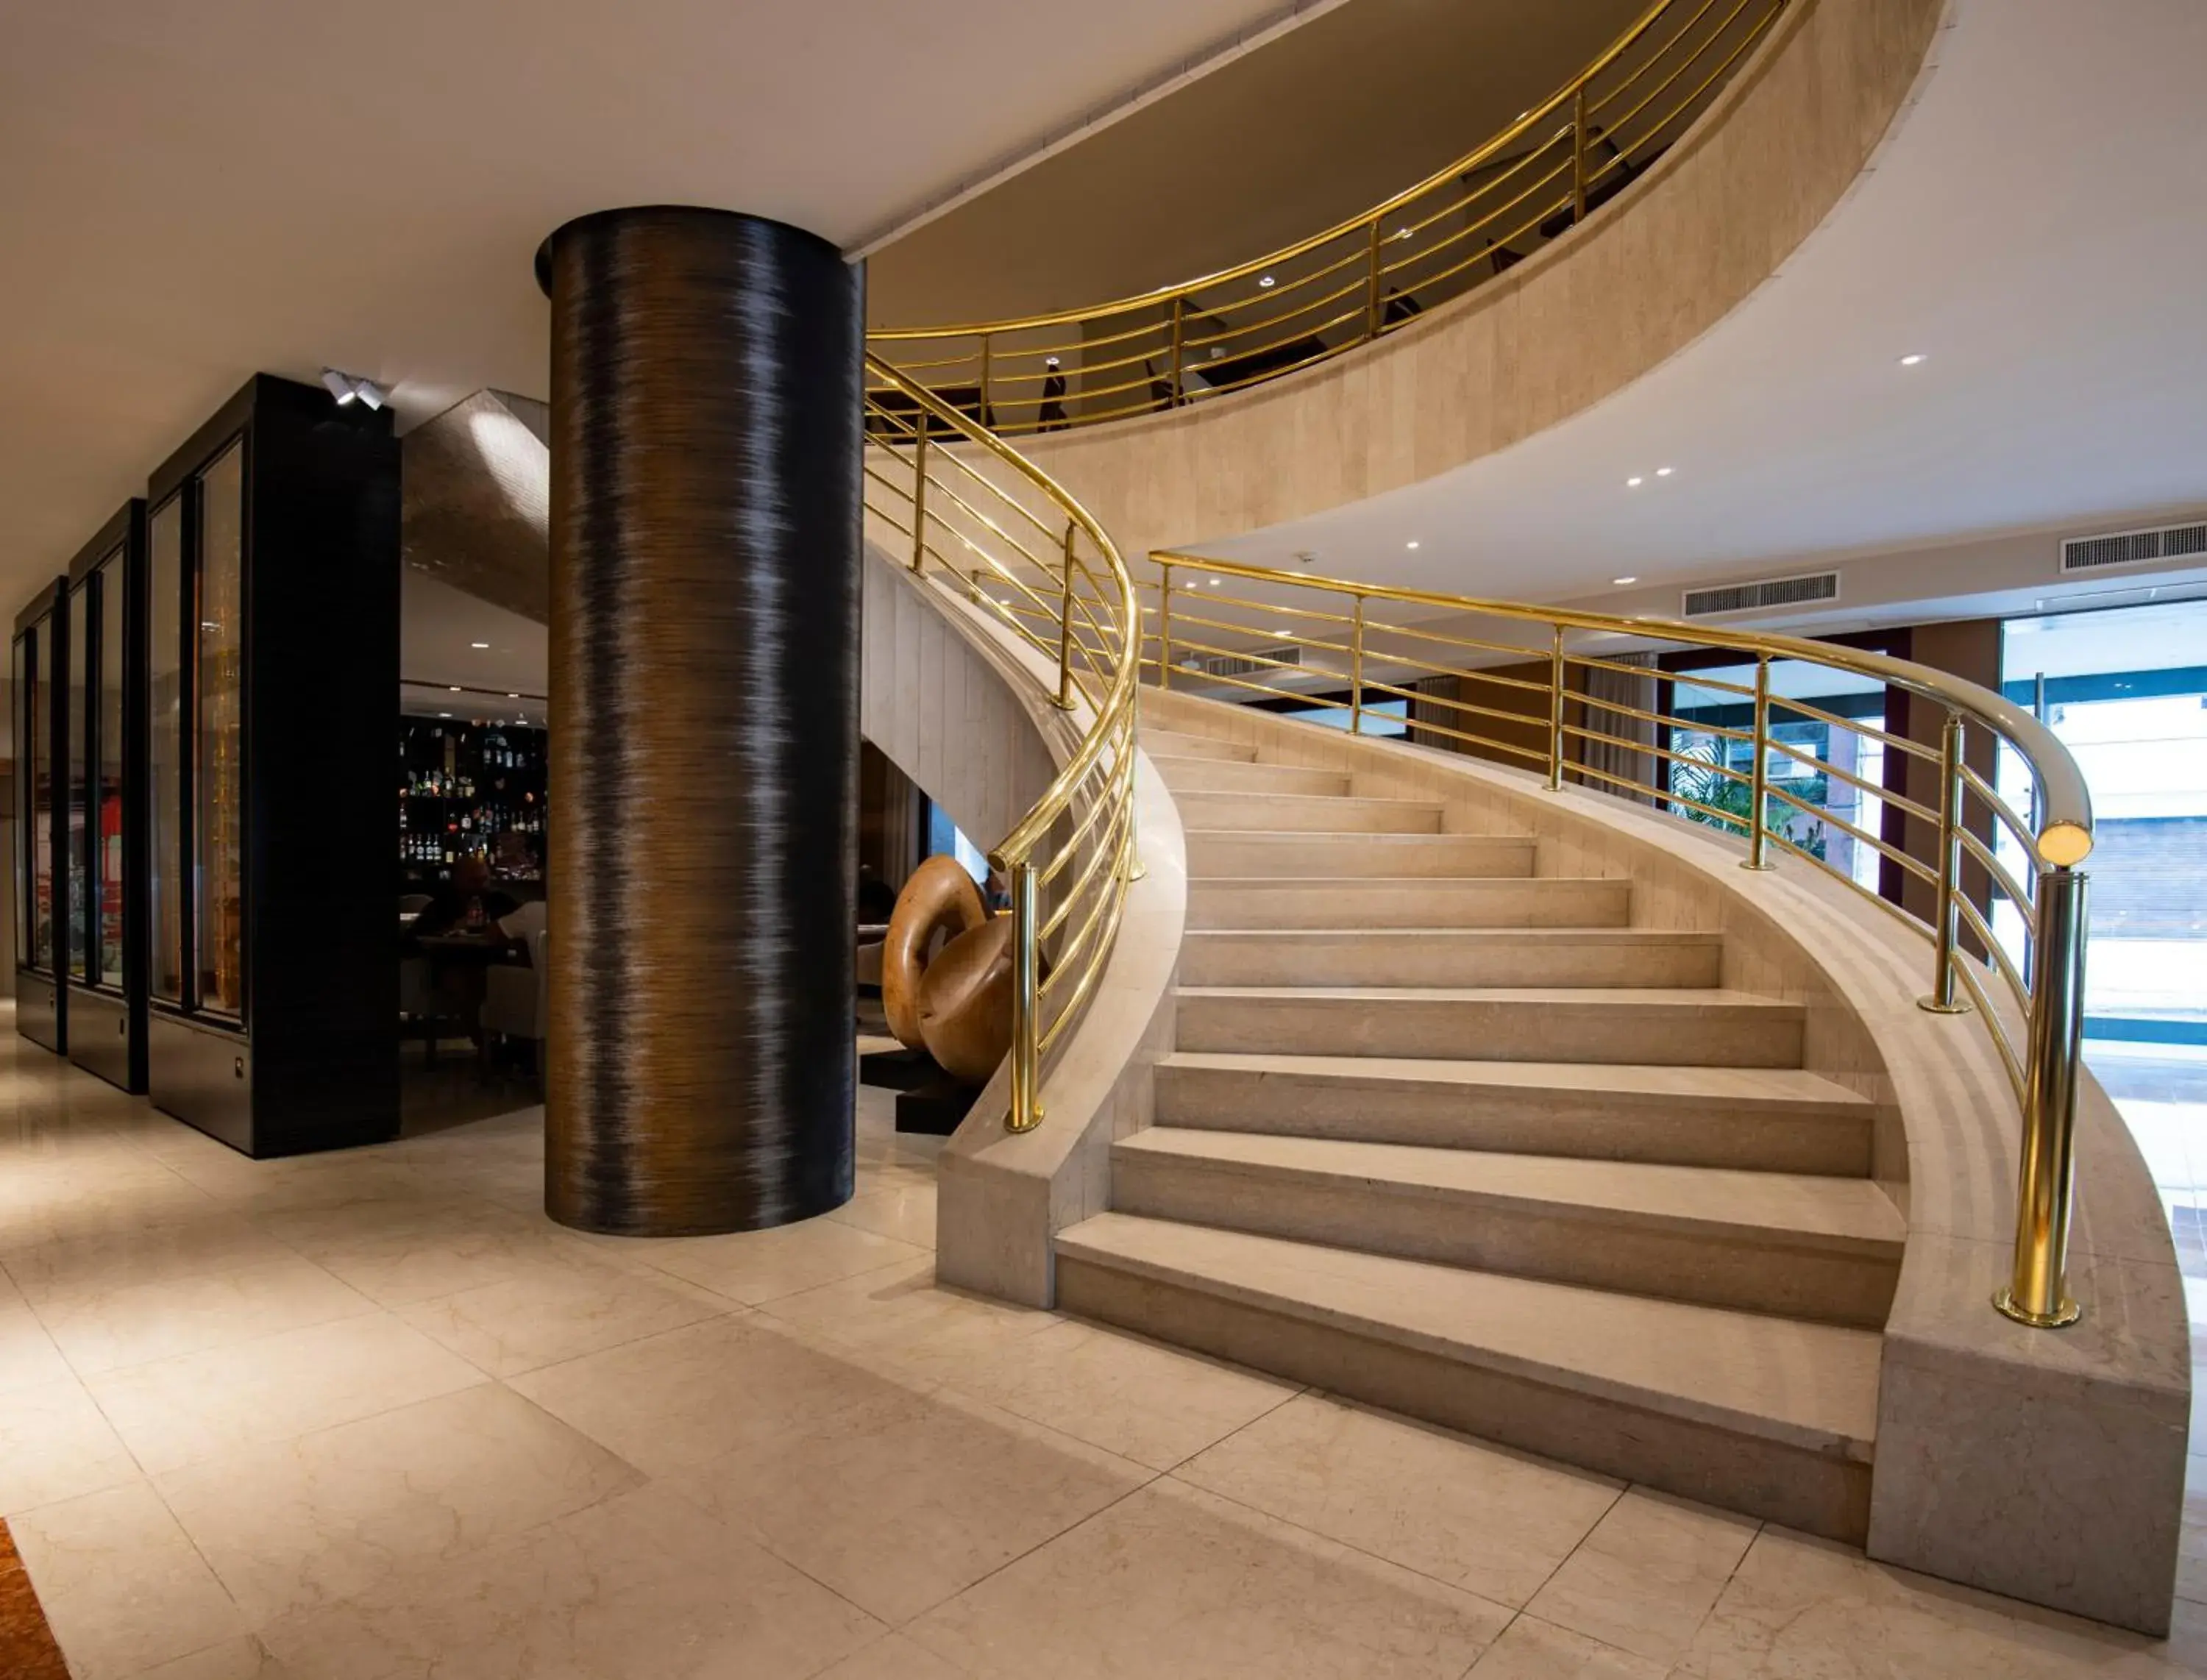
1182,927 -> 1721,988
1149,755 -> 1351,797
1175,986 -> 1806,1067
1110,1128 -> 1902,1328
1143,729 -> 1256,762
1184,831 -> 1536,880
1053,1212 -> 1880,1542
1174,789 -> 1444,834
1189,876 -> 1630,930
1154,1051 -> 1876,1174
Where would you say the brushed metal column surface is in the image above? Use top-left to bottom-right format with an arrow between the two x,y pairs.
544,206 -> 861,1236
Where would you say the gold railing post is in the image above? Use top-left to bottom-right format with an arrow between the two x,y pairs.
1004,859 -> 1042,1133
1350,594 -> 1366,735
1996,865 -> 2088,1328
1742,655 -> 1774,870
1571,85 -> 1589,225
1544,625 -> 1565,791
1365,221 -> 1384,340
1918,709 -> 1969,1011
1157,562 -> 1176,690
1053,521 -> 1077,711
978,333 -> 993,428
909,429 -> 928,572
1168,299 -> 1186,408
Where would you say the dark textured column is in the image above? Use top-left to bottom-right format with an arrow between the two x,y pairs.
539,207 -> 861,1235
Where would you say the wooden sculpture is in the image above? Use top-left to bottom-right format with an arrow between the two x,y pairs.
881,856 -> 986,1050
879,857 -> 1017,1086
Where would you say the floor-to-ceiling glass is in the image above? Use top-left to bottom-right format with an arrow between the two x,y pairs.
148,496 -> 185,1004
195,444 -> 245,1018
98,558 -> 126,986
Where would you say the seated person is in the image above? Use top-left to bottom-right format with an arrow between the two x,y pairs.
411,857 -> 520,942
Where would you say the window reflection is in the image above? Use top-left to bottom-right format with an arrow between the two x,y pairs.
196,444 -> 245,1017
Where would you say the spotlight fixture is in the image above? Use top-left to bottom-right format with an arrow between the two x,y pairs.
1655,466 -> 1674,477
1627,477 -> 1643,488
320,368 -> 387,410
1899,353 -> 1926,366
1257,274 -> 1276,289
1613,576 -> 1638,586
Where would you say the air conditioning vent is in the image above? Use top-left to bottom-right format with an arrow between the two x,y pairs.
1681,571 -> 1839,618
2061,523 -> 2207,573
1186,645 -> 1301,680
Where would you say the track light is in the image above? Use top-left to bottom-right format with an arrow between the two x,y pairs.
321,368 -> 386,410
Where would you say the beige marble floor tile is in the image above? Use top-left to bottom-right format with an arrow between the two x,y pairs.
134,1637 -> 294,1679
814,1631 -> 971,1679
754,1253 -> 1061,1384
37,1254 -> 376,1376
950,1316 -> 1298,1472
0,1167 -> 223,1250
1673,1523 -> 2200,1677
1524,1488 -> 1759,1665
1,1209 -> 288,1305
85,1312 -> 486,1473
0,1373 -> 143,1514
509,1313 -> 918,1476
10,1481 -> 248,1679
1468,1615 -> 1666,1678
392,1250 -> 728,1377
1178,1393 -> 1622,1606
829,1179 -> 939,1248
0,1300 -> 74,1392
909,1477 -> 1511,1678
682,1381 -> 1153,1625
156,1382 -> 642,1625
257,1479 -> 883,1680
639,1214 -> 926,1306
272,1205 -> 597,1307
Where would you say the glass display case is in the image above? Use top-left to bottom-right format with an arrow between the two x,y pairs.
12,578 -> 68,1052
141,374 -> 400,1156
61,502 -> 147,1092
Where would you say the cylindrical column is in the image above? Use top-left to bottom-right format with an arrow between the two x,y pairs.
540,206 -> 862,1236
1997,866 -> 2089,1328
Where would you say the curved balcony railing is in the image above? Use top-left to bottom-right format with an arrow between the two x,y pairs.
868,0 -> 1788,436
1141,549 -> 2096,1331
860,355 -> 1141,1133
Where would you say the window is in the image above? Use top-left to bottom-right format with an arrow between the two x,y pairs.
66,585 -> 88,978
149,496 -> 185,1004
98,557 -> 126,987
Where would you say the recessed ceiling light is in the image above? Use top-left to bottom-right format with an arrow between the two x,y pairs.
1613,576 -> 1638,586
1655,467 -> 1674,477
507,692 -> 520,700
1393,227 -> 1412,241
449,686 -> 462,692
1406,540 -> 1421,550
1899,353 -> 1927,366
1207,577 -> 1221,586
438,712 -> 452,719
1257,274 -> 1276,289
1627,477 -> 1643,488
470,641 -> 490,649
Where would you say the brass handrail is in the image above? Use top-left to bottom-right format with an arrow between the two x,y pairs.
1146,547 -> 2095,1331
869,0 -> 1788,435
860,355 -> 1140,1134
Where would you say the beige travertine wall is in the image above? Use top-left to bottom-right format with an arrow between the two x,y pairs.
998,0 -> 1945,563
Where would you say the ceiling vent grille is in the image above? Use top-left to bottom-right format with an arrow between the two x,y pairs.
2061,523 -> 2207,574
1681,571 -> 1839,619
1187,644 -> 1302,680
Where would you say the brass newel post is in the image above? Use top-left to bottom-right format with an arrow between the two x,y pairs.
1741,655 -> 1774,870
1997,865 -> 2088,1327
1053,522 -> 1077,711
978,333 -> 994,428
1005,860 -> 1042,1132
1350,595 -> 1367,735
1365,221 -> 1384,340
909,430 -> 928,572
1571,86 -> 1589,225
1157,562 -> 1176,689
1919,710 -> 1969,1011
1544,626 -> 1566,791
1168,299 -> 1187,407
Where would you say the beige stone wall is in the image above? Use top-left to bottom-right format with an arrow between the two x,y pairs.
998,0 -> 1945,563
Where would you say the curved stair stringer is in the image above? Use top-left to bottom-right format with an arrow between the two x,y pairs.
1056,686 -> 2186,1633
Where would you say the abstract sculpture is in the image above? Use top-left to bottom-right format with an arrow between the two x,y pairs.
880,857 -> 1017,1084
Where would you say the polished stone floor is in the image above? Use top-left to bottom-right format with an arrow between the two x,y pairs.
4,1020 -> 2207,1679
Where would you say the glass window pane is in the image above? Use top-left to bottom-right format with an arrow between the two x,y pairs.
99,560 -> 126,987
13,635 -> 28,968
66,588 -> 88,978
196,444 -> 246,1018
149,498 -> 185,1003
29,617 -> 53,972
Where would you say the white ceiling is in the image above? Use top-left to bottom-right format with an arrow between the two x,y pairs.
402,569 -> 545,716
1202,0 -> 2207,608
0,0 -> 1304,604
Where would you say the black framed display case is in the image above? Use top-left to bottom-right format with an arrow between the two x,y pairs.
13,577 -> 69,1053
63,502 -> 149,1092
143,374 -> 401,1156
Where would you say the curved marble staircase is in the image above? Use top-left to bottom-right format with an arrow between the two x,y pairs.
1053,720 -> 1907,1542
